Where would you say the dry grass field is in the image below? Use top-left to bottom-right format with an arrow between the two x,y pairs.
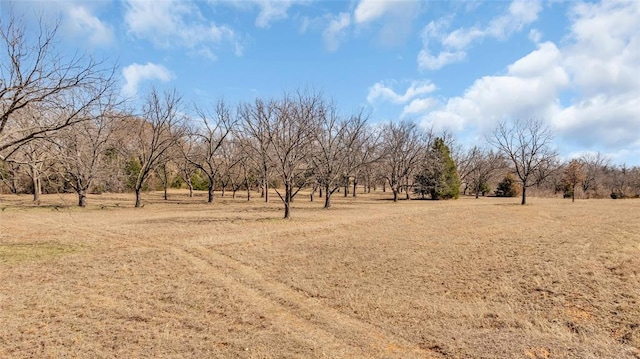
0,190 -> 638,358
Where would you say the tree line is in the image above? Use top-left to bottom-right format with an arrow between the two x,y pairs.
2,14 -> 639,218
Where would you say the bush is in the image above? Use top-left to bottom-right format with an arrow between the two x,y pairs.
191,170 -> 209,191
495,174 -> 520,197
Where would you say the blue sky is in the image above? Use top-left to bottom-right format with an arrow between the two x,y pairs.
5,0 -> 640,165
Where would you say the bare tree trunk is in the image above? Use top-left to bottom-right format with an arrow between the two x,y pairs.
245,177 -> 252,201
78,188 -> 87,207
263,170 -> 269,202
161,167 -> 169,201
283,182 -> 291,219
207,182 -> 214,203
319,186 -> 323,198
180,170 -> 194,198
29,166 -> 42,204
135,188 -> 142,208
310,185 -> 317,202
392,188 -> 398,202
344,177 -> 348,197
352,178 -> 357,197
32,175 -> 41,205
405,177 -> 410,200
324,185 -> 331,208
187,180 -> 193,197
10,177 -> 18,194
521,186 -> 527,205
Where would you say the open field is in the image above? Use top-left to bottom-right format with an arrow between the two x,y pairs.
0,190 -> 639,358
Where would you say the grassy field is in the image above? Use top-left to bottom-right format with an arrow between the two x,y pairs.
0,190 -> 639,358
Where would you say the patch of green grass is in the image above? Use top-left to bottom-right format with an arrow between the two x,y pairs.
0,242 -> 78,263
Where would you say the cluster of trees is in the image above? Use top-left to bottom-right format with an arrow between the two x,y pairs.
1,82 -> 463,218
2,15 -> 640,218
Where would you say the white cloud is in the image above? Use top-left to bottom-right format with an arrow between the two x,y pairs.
305,0 -> 419,51
354,0 -> 396,24
486,0 -> 542,39
354,0 -> 420,25
254,0 -> 295,28
563,0 -> 640,97
528,29 -> 542,43
441,27 -> 484,50
417,49 -> 466,71
508,41 -> 564,77
220,0 -> 303,28
124,0 -> 240,58
410,0 -> 639,162
555,94 -> 640,149
401,98 -> 437,117
418,0 -> 542,70
418,41 -> 569,132
323,12 -> 351,52
554,0 -> 640,153
354,0 -> 421,47
66,5 -> 114,46
367,80 -> 436,104
122,63 -> 174,97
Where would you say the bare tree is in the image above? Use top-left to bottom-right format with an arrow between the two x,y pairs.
0,159 -> 21,193
174,136 -> 197,198
182,98 -> 235,203
235,137 -> 259,201
0,13 -> 115,155
580,152 -> 611,198
51,97 -> 122,207
380,120 -> 429,202
2,104 -> 59,203
265,91 -> 321,219
561,159 -> 585,202
455,146 -> 477,196
466,147 -> 505,198
312,105 -> 374,208
154,151 -> 177,201
5,137 -> 54,204
489,119 -> 558,205
607,164 -> 637,199
239,99 -> 274,203
346,116 -> 382,199
128,89 -> 184,208
218,138 -> 248,199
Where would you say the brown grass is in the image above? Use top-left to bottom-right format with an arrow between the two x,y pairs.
0,190 -> 638,358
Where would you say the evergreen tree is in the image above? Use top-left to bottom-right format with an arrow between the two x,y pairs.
414,137 -> 460,200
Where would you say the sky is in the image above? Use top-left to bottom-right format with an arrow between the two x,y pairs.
3,0 -> 640,165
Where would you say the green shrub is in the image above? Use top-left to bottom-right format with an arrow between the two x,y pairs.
495,173 -> 520,197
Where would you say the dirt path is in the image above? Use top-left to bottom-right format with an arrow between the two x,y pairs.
173,244 -> 440,359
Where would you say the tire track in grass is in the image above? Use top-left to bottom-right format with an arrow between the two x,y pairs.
173,245 -> 441,359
